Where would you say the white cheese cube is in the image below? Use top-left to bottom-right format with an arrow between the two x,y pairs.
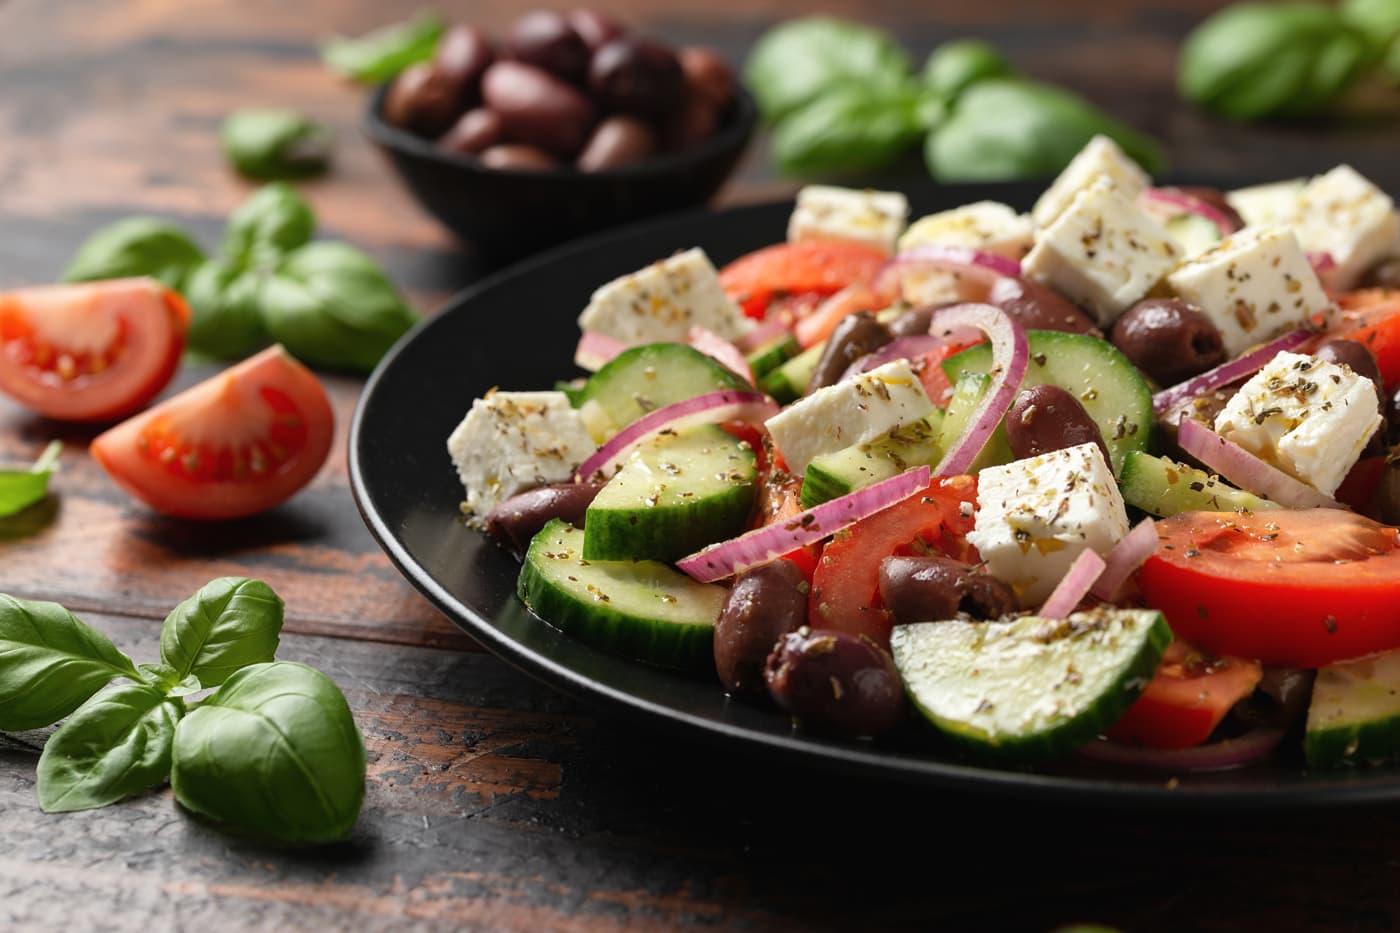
1214,351 -> 1381,496
1022,177 -> 1181,327
1225,179 -> 1304,229
447,390 -> 596,524
764,359 -> 933,473
1166,227 -> 1329,358
577,248 -> 751,346
1031,135 -> 1151,228
1292,165 -> 1400,291
966,442 -> 1129,607
787,185 -> 909,254
898,201 -> 1035,260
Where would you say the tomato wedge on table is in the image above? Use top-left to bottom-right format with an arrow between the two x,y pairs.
0,278 -> 188,422
1105,640 -> 1262,749
1138,510 -> 1400,667
91,345 -> 334,520
719,241 -> 890,320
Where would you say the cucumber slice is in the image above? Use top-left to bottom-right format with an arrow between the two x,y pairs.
554,378 -> 588,407
1165,213 -> 1222,257
580,343 -> 748,434
801,410 -> 946,508
942,330 -> 1153,475
1306,650 -> 1400,768
938,372 -> 1012,473
583,424 -> 756,562
891,608 -> 1171,759
760,342 -> 824,404
746,333 -> 801,380
519,520 -> 725,671
1119,450 -> 1279,517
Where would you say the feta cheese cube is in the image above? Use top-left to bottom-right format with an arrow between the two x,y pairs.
447,390 -> 596,524
1166,227 -> 1329,358
764,359 -> 933,473
1292,165 -> 1400,291
577,248 -> 750,346
1022,177 -> 1181,327
1225,179 -> 1304,229
1031,135 -> 1151,227
787,185 -> 909,254
1214,351 -> 1381,496
966,442 -> 1129,607
898,201 -> 1035,260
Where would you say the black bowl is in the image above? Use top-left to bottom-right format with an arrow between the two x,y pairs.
364,83 -> 758,263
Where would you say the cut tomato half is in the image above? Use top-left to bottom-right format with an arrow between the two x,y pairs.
1327,290 -> 1400,386
1105,640 -> 1262,749
719,240 -> 890,320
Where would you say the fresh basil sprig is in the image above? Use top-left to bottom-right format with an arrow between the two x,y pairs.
745,17 -> 914,123
158,577 -> 283,688
923,39 -> 1014,101
62,218 -> 206,292
321,9 -> 444,84
222,109 -> 333,181
0,441 -> 61,518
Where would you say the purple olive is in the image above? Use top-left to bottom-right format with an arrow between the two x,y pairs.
678,46 -> 736,110
764,628 -> 905,737
434,24 -> 495,106
504,10 -> 591,85
438,108 -> 503,155
481,60 -> 596,157
479,143 -> 559,171
590,37 -> 685,120
383,62 -> 461,138
577,115 -> 657,171
566,9 -> 627,51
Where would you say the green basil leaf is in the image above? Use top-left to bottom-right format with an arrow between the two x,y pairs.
36,684 -> 181,813
222,183 -> 316,272
926,79 -> 1165,183
171,662 -> 365,844
62,217 -> 206,291
137,663 -> 203,698
223,109 -> 333,181
0,595 -> 141,731
183,261 -> 269,359
160,577 -> 283,688
923,39 -> 1015,101
744,17 -> 912,123
1343,0 -> 1400,48
260,241 -> 417,372
321,10 -> 444,84
772,86 -> 924,175
0,441 -> 61,518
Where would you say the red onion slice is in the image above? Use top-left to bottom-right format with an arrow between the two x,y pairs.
1176,418 -> 1343,510
734,317 -> 789,352
1137,187 -> 1243,238
1077,727 -> 1284,772
1091,519 -> 1158,601
1308,251 -> 1337,275
1039,548 -> 1107,619
1152,329 -> 1312,414
873,245 -> 1021,304
574,390 -> 779,482
688,327 -> 754,385
677,465 -> 932,582
839,334 -> 946,383
929,304 -> 1029,477
574,331 -> 628,372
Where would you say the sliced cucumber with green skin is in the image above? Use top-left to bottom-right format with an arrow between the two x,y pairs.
890,608 -> 1172,759
801,410 -> 947,508
555,378 -> 588,407
939,372 -> 1012,473
1165,214 -> 1222,257
1119,450 -> 1279,517
942,330 -> 1153,475
746,333 -> 801,380
759,342 -> 824,404
583,424 -> 756,562
519,520 -> 725,671
580,343 -> 748,434
1306,650 -> 1400,768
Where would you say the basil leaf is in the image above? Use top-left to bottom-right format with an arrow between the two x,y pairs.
183,261 -> 269,359
1343,0 -> 1400,79
923,39 -> 1014,100
62,217 -> 206,291
0,441 -> 61,518
36,684 -> 181,813
171,662 -> 365,844
744,17 -> 912,123
223,109 -> 333,181
160,577 -> 283,688
137,663 -> 202,697
926,79 -> 1165,183
771,86 -> 925,175
261,241 -> 417,372
222,183 -> 316,272
321,10 -> 444,84
0,595 -> 141,731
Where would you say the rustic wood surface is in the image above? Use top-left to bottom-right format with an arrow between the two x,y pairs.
4,0 -> 1400,929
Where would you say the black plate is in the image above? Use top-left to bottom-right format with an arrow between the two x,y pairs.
350,180 -> 1400,807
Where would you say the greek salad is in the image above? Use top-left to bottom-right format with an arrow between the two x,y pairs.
446,134 -> 1400,773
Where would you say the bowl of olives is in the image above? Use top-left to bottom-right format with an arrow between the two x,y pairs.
365,9 -> 756,263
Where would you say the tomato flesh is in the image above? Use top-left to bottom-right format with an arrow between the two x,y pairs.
719,241 -> 890,320
1105,640 -> 1262,749
1329,290 -> 1400,386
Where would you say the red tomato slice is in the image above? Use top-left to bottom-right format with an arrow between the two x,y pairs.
91,346 -> 334,520
792,284 -> 885,349
1327,290 -> 1400,386
0,278 -> 188,422
746,436 -> 820,582
1139,510 -> 1400,667
1105,640 -> 1262,749
719,240 -> 890,320
809,475 -> 978,647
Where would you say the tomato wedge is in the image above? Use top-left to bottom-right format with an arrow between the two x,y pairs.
1139,510 -> 1400,667
0,278 -> 188,422
719,241 -> 890,320
1327,290 -> 1400,386
91,345 -> 334,520
1105,640 -> 1262,749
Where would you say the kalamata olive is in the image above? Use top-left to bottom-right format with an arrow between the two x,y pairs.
577,115 -> 656,171
887,304 -> 945,338
438,108 -> 503,155
566,9 -> 626,51
878,556 -> 1018,624
479,143 -> 559,171
1005,384 -> 1111,465
383,62 -> 461,138
664,89 -> 719,149
1314,338 -> 1384,403
481,61 -> 596,156
1110,298 -> 1226,386
590,38 -> 685,120
484,481 -> 606,558
1378,452 -> 1400,525
713,560 -> 808,695
504,10 -> 591,85
434,24 -> 494,105
764,628 -> 905,737
679,47 -> 736,110
1174,186 -> 1245,231
1364,257 -> 1400,289
987,277 -> 1100,336
807,311 -> 894,392
1230,667 -> 1315,730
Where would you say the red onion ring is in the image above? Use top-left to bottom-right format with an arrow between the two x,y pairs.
1308,251 -> 1337,275
733,317 -> 789,352
839,334 -> 946,383
1176,418 -> 1343,510
873,245 -> 1021,304
1137,187 -> 1243,238
1077,727 -> 1285,772
574,331 -> 628,372
688,327 -> 754,386
1091,519 -> 1158,601
1152,329 -> 1312,414
929,304 -> 1029,477
1039,548 -> 1107,619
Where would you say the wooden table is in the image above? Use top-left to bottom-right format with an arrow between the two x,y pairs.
4,1 -> 1400,929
